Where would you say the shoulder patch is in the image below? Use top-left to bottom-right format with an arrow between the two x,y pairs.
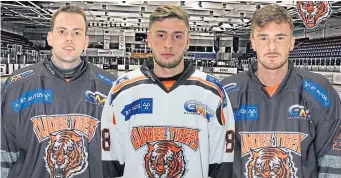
97,72 -> 114,86
223,83 -> 240,95
303,78 -> 330,108
5,70 -> 35,89
206,74 -> 228,107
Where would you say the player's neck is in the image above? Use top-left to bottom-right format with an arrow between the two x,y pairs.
256,63 -> 288,86
51,55 -> 82,70
153,61 -> 185,78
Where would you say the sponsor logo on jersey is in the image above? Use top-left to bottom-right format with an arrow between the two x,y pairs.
303,78 -> 330,108
31,114 -> 99,178
84,90 -> 107,106
184,100 -> 214,121
5,70 -> 34,89
223,83 -> 240,95
234,104 -> 258,120
296,1 -> 332,29
11,88 -> 52,113
240,132 -> 308,178
97,72 -> 114,86
121,98 -> 153,121
288,104 -> 311,120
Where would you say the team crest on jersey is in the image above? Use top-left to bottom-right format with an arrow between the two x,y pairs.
144,141 -> 187,178
288,104 -> 311,120
45,130 -> 88,178
31,114 -> 99,178
240,132 -> 307,178
5,70 -> 34,89
296,1 -> 332,29
131,126 -> 200,177
84,90 -> 107,106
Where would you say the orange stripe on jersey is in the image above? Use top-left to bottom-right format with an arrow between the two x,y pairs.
221,109 -> 226,125
162,80 -> 176,91
187,76 -> 224,98
112,76 -> 147,93
112,112 -> 116,125
265,84 -> 280,97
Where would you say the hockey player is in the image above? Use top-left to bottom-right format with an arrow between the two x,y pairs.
221,4 -> 341,178
1,5 -> 116,178
101,4 -> 235,178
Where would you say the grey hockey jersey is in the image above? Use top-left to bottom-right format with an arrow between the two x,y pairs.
1,58 -> 116,178
101,62 -> 235,178
221,62 -> 341,178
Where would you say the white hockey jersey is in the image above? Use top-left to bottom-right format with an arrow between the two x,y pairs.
101,62 -> 235,178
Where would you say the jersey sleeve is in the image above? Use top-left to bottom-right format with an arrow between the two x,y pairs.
101,82 -> 127,178
1,79 -> 20,178
315,88 -> 341,177
208,87 -> 235,178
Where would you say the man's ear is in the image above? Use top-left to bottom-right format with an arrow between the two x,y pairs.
250,35 -> 257,52
290,36 -> 295,51
84,35 -> 89,50
147,33 -> 152,49
47,31 -> 53,47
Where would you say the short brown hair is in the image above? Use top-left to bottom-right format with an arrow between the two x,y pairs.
149,4 -> 190,32
51,4 -> 88,33
251,4 -> 293,36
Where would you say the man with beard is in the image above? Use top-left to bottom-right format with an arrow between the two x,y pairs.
101,4 -> 235,178
221,4 -> 341,178
1,5 -> 115,178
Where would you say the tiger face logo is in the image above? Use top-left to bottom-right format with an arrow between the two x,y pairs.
297,1 -> 332,29
144,141 -> 186,178
246,148 -> 297,178
45,130 -> 88,178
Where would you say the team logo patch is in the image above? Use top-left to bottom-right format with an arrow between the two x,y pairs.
5,70 -> 34,89
144,141 -> 186,178
45,130 -> 88,178
121,98 -> 153,121
11,88 -> 52,113
288,104 -> 311,120
84,90 -> 107,106
297,1 -> 332,29
240,132 -> 308,178
184,100 -> 215,121
223,83 -> 240,95
31,114 -> 99,178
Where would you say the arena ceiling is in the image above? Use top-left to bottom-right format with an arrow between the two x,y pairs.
1,1 -> 341,35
